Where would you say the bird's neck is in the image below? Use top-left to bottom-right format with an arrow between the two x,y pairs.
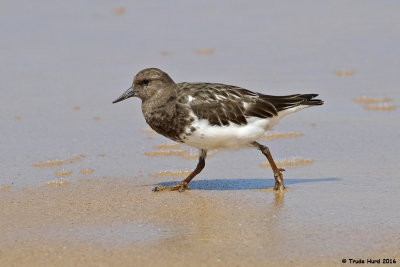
142,88 -> 177,114
141,89 -> 189,142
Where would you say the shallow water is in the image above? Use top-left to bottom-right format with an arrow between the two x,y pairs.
1,0 -> 400,266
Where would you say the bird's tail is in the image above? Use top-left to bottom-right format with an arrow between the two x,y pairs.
299,94 -> 324,106
259,93 -> 324,113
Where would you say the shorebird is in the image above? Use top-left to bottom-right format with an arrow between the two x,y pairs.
113,68 -> 323,192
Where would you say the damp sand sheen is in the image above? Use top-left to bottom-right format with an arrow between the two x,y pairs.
55,171 -> 73,176
80,169 -> 95,175
258,132 -> 303,141
354,96 -> 396,112
151,170 -> 193,178
33,155 -> 86,167
45,178 -> 71,186
260,158 -> 314,168
334,69 -> 356,77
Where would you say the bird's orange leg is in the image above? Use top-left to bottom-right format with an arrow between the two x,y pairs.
252,141 -> 285,191
153,149 -> 207,192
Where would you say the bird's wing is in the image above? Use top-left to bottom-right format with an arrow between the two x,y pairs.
178,83 -> 271,126
178,83 -> 322,127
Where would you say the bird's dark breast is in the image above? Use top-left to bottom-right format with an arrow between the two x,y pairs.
143,99 -> 192,143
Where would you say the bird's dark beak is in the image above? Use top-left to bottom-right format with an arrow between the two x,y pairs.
112,86 -> 138,104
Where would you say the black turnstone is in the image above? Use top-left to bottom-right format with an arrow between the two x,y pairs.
113,68 -> 324,192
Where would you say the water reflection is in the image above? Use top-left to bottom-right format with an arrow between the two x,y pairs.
274,191 -> 284,208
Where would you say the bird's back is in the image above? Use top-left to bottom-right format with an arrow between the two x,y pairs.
177,82 -> 323,127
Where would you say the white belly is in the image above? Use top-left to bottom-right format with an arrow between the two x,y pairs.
183,117 -> 269,150
182,106 -> 307,150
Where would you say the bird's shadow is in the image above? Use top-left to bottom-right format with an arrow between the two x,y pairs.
152,177 -> 340,191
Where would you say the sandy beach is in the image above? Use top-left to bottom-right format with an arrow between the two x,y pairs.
1,1 -> 399,266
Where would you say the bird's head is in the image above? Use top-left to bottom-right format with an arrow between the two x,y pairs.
113,68 -> 176,104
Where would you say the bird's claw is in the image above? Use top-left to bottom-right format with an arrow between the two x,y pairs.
152,182 -> 190,192
273,169 -> 285,192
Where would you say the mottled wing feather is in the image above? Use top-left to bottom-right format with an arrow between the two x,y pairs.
179,83 -> 248,126
177,82 -> 322,126
244,98 -> 278,118
190,97 -> 247,126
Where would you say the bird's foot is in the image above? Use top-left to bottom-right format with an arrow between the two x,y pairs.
273,168 -> 285,192
152,182 -> 191,192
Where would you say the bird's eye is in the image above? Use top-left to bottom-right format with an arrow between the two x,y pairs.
142,79 -> 150,85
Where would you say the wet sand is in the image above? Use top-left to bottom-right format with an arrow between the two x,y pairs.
1,179 -> 399,266
1,1 -> 400,266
